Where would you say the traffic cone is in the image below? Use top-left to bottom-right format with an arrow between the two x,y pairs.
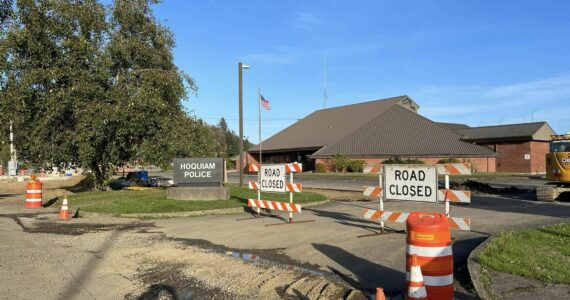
376,287 -> 386,300
406,254 -> 428,300
59,194 -> 70,220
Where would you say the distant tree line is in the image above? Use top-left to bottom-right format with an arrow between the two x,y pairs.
0,0 -> 245,187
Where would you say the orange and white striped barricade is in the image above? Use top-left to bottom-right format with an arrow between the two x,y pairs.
363,186 -> 382,198
25,177 -> 43,208
363,209 -> 471,231
361,164 -> 389,236
247,199 -> 301,213
285,162 -> 302,173
363,165 -> 381,174
406,212 -> 454,300
447,217 -> 471,231
437,163 -> 472,217
242,163 -> 312,225
248,163 -> 260,173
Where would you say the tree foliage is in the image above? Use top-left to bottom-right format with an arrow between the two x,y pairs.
0,0 -> 215,188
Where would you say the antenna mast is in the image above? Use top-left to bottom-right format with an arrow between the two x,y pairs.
323,55 -> 328,109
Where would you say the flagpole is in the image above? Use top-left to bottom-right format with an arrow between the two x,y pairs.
258,87 -> 262,165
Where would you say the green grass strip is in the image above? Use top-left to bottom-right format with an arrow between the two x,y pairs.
479,223 -> 570,284
65,186 -> 327,214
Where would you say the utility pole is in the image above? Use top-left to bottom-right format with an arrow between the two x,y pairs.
238,62 -> 250,187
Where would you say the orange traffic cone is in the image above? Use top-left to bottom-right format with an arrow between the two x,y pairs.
406,254 -> 428,300
376,287 -> 386,300
59,194 -> 70,220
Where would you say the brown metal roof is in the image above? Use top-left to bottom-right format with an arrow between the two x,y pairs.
457,122 -> 555,142
249,96 -> 409,152
312,105 -> 496,157
437,122 -> 471,130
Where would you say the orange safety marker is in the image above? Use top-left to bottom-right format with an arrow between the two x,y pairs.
363,186 -> 382,198
25,176 -> 43,208
447,217 -> 471,230
406,212 -> 453,300
436,163 -> 471,175
406,254 -> 428,300
247,199 -> 301,213
363,165 -> 381,174
285,162 -> 302,173
286,183 -> 302,193
59,194 -> 70,220
438,189 -> 471,203
376,288 -> 386,300
248,181 -> 260,190
248,163 -> 260,173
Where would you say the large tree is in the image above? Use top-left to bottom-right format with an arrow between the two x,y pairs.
0,0 -> 209,188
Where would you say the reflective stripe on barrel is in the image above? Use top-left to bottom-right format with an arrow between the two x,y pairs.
25,180 -> 43,208
406,211 -> 453,300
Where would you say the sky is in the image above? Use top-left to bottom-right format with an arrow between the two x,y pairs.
149,0 -> 570,142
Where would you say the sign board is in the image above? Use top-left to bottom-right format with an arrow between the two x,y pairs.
385,165 -> 437,202
173,158 -> 224,186
8,160 -> 17,176
524,154 -> 531,160
260,165 -> 286,193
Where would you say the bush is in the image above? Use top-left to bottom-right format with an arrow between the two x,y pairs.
437,158 -> 460,164
226,160 -> 236,170
383,156 -> 425,165
315,163 -> 327,173
330,154 -> 349,172
347,160 -> 365,172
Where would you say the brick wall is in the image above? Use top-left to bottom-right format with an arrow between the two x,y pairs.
530,141 -> 548,174
315,156 -> 496,173
480,141 -> 531,173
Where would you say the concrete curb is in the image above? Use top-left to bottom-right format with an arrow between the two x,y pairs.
82,199 -> 332,219
467,235 -> 494,300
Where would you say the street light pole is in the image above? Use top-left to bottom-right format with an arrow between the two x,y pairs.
238,62 -> 250,187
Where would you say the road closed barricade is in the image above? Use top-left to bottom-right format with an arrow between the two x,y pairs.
406,211 -> 454,300
244,163 -> 311,225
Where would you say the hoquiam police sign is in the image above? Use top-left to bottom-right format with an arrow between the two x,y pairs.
173,158 -> 224,186
385,165 -> 437,202
260,165 -> 286,193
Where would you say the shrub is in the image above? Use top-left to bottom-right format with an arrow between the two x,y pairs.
347,160 -> 365,172
226,160 -> 236,170
315,163 -> 327,173
383,156 -> 425,165
437,158 -> 460,164
330,154 -> 349,172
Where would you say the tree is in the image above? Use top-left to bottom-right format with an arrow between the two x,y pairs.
0,0 -> 204,188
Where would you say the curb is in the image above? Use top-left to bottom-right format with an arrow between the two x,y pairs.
82,199 -> 332,219
467,235 -> 494,300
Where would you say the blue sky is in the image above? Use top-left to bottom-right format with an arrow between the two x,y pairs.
150,0 -> 570,141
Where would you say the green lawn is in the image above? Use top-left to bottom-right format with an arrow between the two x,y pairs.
479,223 -> 570,284
65,186 -> 327,214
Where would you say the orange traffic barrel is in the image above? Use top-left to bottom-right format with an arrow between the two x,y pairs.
25,177 -> 43,208
406,211 -> 453,300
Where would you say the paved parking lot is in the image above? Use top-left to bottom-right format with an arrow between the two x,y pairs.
1,178 -> 569,299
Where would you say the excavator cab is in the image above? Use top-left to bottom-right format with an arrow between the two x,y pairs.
537,134 -> 570,201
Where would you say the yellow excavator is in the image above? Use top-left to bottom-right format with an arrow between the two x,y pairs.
536,133 -> 570,201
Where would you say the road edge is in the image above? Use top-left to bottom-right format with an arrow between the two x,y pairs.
467,235 -> 495,300
81,199 -> 332,219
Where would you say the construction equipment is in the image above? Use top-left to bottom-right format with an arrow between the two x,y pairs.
536,133 -> 570,201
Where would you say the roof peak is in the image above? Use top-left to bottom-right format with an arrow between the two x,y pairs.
314,95 -> 409,112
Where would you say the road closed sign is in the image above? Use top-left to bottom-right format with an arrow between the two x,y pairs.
260,165 -> 286,193
385,165 -> 437,202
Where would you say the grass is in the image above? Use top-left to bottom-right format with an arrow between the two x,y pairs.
479,223 -> 570,284
65,186 -> 327,214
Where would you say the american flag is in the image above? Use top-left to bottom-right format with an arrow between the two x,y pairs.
260,94 -> 271,110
